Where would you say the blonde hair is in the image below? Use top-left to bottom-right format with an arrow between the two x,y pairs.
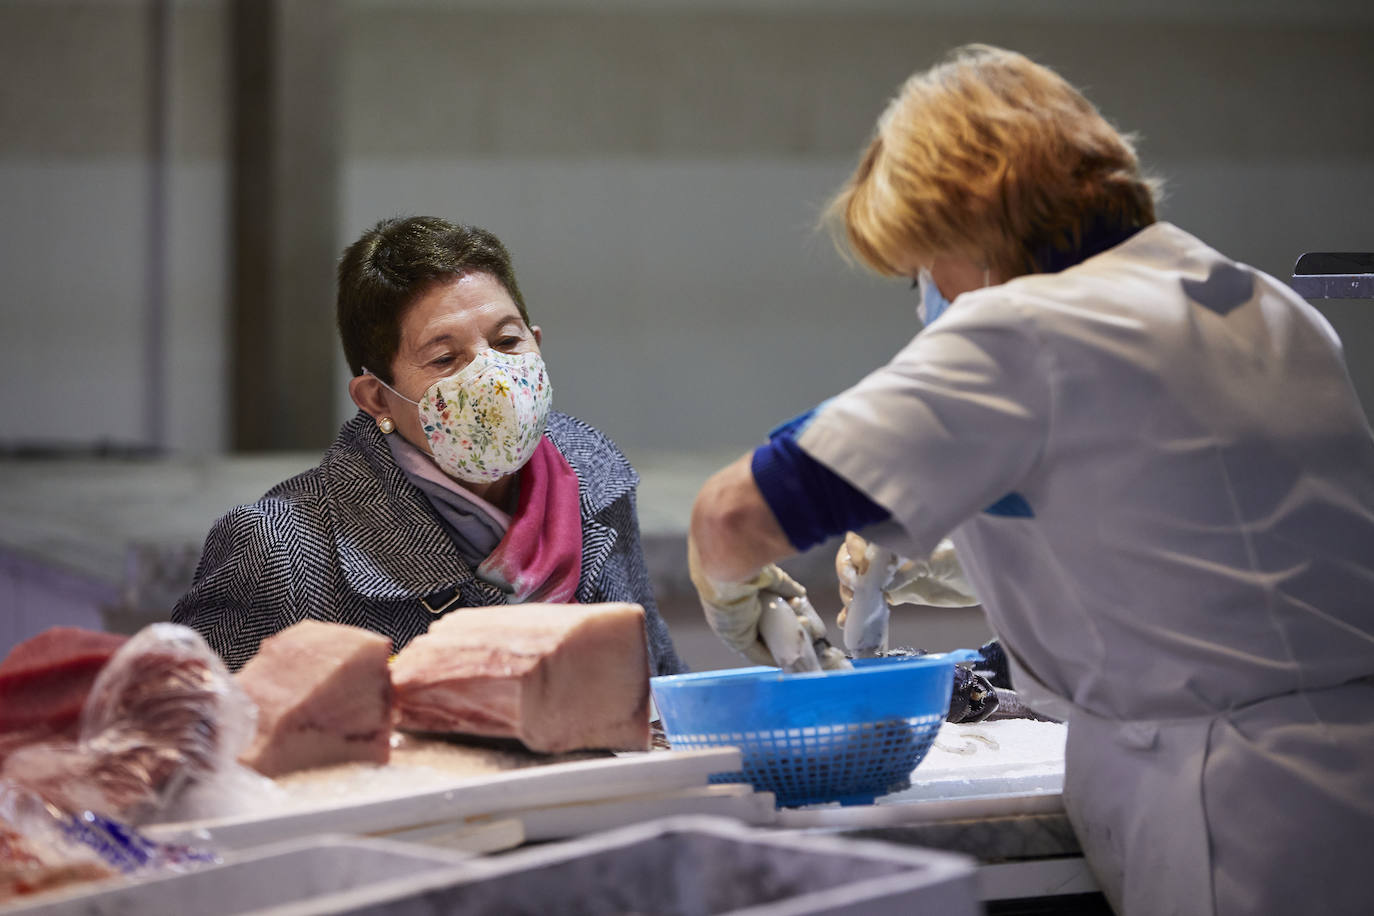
826,44 -> 1159,279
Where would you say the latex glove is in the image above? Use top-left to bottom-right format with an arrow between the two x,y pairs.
689,540 -> 820,666
836,532 -> 979,618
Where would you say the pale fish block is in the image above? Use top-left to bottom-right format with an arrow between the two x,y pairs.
390,603 -> 651,754
235,621 -> 394,777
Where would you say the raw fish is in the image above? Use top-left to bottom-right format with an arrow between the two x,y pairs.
2,624 -> 250,823
0,628 -> 129,763
843,542 -> 898,658
391,603 -> 651,754
236,621 -> 394,777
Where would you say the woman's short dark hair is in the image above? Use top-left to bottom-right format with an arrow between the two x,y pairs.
337,216 -> 530,382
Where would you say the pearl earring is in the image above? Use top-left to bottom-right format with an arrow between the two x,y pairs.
378,416 -> 395,434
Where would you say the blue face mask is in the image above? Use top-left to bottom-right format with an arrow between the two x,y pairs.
916,265 -> 993,326
916,268 -> 952,325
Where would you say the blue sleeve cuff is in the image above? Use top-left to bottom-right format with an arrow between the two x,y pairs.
751,412 -> 891,552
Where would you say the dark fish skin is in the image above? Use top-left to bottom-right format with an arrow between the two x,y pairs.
875,647 -> 999,723
972,639 -> 1061,721
947,666 -> 1000,723
984,688 -> 1062,723
974,639 -> 1013,689
880,640 -> 1060,723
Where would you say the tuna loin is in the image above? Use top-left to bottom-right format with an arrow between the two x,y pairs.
391,603 -> 651,754
2,624 -> 249,823
235,621 -> 394,777
0,628 -> 129,764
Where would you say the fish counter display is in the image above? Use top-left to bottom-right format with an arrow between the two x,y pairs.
0,612 -> 1079,912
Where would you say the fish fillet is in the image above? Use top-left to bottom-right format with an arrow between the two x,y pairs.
390,603 -> 651,754
235,621 -> 394,777
0,628 -> 129,762
843,543 -> 897,658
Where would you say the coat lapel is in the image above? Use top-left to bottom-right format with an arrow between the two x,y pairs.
322,413 -> 502,603
546,413 -> 636,604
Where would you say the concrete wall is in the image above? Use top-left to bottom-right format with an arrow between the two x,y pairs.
344,5 -> 1374,454
0,0 -> 231,454
1,0 -> 1372,458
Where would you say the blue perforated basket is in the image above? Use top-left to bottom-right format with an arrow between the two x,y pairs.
650,652 -> 976,808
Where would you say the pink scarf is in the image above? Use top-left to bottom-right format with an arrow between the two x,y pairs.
477,438 -> 583,603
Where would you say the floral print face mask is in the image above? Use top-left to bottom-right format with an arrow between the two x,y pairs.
371,349 -> 553,483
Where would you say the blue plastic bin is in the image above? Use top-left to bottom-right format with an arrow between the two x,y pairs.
651,653 -> 976,807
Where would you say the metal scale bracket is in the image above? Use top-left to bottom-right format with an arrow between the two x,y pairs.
1290,252 -> 1374,299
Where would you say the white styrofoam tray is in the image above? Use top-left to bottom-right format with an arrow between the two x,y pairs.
145,747 -> 742,851
282,816 -> 981,916
361,815 -> 978,916
887,719 -> 1066,802
773,719 -> 1067,829
3,816 -> 979,916
0,835 -> 469,916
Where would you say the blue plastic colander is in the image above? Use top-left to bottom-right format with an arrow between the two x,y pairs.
651,651 -> 978,808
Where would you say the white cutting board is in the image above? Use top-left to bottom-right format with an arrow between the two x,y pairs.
146,747 -> 741,851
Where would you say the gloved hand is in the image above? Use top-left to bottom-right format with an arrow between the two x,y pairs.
836,532 -> 979,618
689,539 -> 821,666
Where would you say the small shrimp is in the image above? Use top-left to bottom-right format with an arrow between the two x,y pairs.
934,729 -> 1001,756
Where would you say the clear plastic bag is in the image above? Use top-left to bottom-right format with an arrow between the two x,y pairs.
0,780 -> 218,902
0,781 -> 114,899
2,624 -> 259,824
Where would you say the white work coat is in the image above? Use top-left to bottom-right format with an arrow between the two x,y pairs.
796,223 -> 1374,915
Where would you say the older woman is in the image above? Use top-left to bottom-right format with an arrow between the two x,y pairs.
174,216 -> 685,677
688,46 -> 1374,915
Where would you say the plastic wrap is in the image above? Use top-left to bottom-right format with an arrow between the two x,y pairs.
1,624 -> 259,825
0,782 -> 114,900
0,781 -> 217,902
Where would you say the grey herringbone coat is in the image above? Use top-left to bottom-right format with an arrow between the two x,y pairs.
172,410 -> 686,676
